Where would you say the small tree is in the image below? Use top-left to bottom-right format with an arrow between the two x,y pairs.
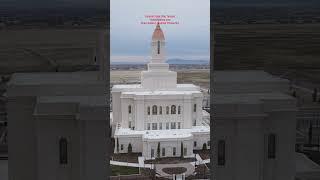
157,142 -> 160,159
202,143 -> 207,150
180,142 -> 184,158
128,143 -> 132,153
116,138 -> 119,153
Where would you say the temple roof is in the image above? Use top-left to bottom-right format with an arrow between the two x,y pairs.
152,23 -> 165,41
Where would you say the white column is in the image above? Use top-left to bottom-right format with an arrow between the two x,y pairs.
135,96 -> 145,130
183,96 -> 192,128
120,98 -> 128,128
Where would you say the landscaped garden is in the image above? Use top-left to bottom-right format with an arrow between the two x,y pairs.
111,165 -> 139,176
162,167 -> 187,175
111,153 -> 141,163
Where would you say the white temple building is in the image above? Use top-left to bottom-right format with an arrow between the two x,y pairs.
111,24 -> 210,159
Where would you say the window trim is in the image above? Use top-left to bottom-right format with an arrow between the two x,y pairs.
152,105 -> 157,115
147,106 -> 150,115
171,105 -> 176,114
162,148 -> 165,156
166,106 -> 169,114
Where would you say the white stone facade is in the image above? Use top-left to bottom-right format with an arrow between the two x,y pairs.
112,24 -> 210,159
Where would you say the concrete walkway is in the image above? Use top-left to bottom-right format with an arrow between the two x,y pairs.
111,154 -> 210,168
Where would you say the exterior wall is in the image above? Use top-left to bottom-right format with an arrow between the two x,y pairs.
135,97 -> 145,130
35,115 -> 80,180
141,70 -> 177,90
213,98 -> 296,180
115,136 -> 143,153
143,139 -> 193,160
116,94 -> 203,131
7,96 -> 37,180
151,40 -> 165,62
263,110 -> 296,180
144,99 -> 184,130
35,105 -> 108,180
81,120 -> 108,180
193,133 -> 210,150
111,92 -> 121,125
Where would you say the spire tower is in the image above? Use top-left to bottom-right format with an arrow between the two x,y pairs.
141,24 -> 177,90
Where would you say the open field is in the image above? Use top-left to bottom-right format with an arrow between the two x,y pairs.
214,24 -> 320,70
111,69 -> 210,89
0,23 -> 320,80
0,29 -> 100,74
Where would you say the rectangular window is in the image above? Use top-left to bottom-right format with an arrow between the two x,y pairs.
194,141 -> 197,147
159,106 -> 162,114
171,122 -> 176,129
193,120 -> 196,126
151,149 -> 154,158
121,144 -> 124,151
152,123 -> 157,130
147,123 -> 150,130
268,134 -> 276,159
218,140 -> 225,166
183,148 -> 187,156
128,105 -> 131,114
129,121 -> 132,128
178,122 -> 181,129
157,41 -> 160,54
166,122 -> 169,129
173,147 -> 176,156
162,148 -> 165,156
159,123 -> 162,130
194,104 -> 197,112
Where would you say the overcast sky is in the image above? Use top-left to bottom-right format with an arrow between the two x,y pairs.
110,0 -> 210,63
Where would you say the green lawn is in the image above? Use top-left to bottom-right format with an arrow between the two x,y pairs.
111,165 -> 139,176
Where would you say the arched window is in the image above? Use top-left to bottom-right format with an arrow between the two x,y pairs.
128,105 -> 132,114
157,41 -> 160,54
178,106 -> 181,114
59,138 -> 68,164
159,106 -> 162,115
152,105 -> 157,115
166,106 -> 169,114
147,106 -> 150,115
171,105 -> 176,114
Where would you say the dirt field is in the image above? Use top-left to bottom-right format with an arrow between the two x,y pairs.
111,69 -> 210,89
214,23 -> 320,70
1,23 -> 320,75
0,29 -> 101,74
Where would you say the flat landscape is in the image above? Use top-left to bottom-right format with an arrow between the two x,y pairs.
1,24 -> 320,87
111,69 -> 210,89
